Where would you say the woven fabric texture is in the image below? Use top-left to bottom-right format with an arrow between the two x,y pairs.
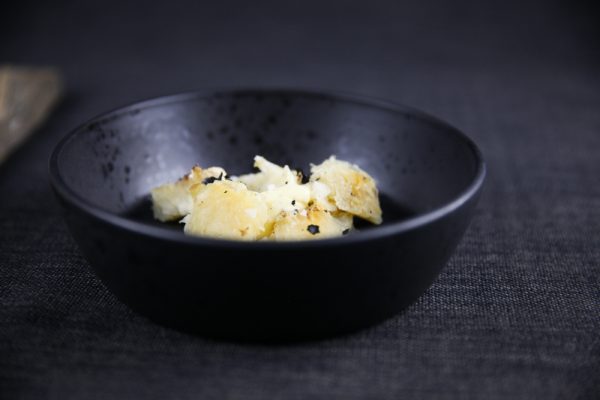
1,1 -> 598,399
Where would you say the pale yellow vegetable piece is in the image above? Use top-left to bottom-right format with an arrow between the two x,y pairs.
151,166 -> 225,222
307,180 -> 337,212
270,205 -> 353,241
184,180 -> 271,241
310,156 -> 382,224
234,156 -> 301,192
260,183 -> 312,220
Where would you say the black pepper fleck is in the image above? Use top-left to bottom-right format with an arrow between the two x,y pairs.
307,224 -> 320,235
202,173 -> 224,184
291,200 -> 296,206
342,229 -> 350,235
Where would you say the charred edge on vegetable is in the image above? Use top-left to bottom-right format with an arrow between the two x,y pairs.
307,224 -> 320,235
342,229 -> 350,235
202,173 -> 224,185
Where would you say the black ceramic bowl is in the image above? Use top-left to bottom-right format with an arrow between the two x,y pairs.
49,89 -> 485,342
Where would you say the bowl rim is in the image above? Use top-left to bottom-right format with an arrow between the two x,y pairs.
49,88 -> 486,249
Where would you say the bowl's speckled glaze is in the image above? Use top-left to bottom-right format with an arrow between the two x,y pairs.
49,89 -> 485,342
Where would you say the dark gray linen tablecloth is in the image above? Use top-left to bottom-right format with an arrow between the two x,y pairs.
1,1 -> 598,398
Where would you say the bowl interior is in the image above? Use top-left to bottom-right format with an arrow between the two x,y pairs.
54,90 -> 480,231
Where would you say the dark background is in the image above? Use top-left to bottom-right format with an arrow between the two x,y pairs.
1,0 -> 599,398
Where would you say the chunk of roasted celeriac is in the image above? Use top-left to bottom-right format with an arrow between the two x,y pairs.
234,156 -> 302,191
184,180 -> 271,241
271,206 -> 353,241
235,155 -> 312,219
260,183 -> 312,220
151,166 -> 226,221
310,156 -> 382,224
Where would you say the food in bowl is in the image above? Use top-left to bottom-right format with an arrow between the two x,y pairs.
151,155 -> 382,241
